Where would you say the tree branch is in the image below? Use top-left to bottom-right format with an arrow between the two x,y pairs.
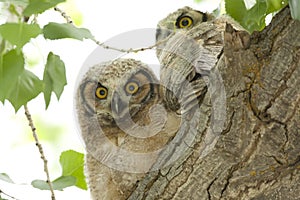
53,7 -> 73,24
24,105 -> 55,200
0,189 -> 19,200
53,6 -> 170,54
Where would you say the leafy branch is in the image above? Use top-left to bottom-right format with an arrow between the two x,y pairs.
0,0 -> 86,198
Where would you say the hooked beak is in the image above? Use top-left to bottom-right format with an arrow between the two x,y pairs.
111,92 -> 127,118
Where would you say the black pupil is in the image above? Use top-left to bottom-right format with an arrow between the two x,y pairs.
129,85 -> 135,91
100,89 -> 105,95
181,19 -> 189,26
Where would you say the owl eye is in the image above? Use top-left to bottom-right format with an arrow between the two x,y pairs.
95,85 -> 108,99
125,81 -> 139,95
176,16 -> 193,28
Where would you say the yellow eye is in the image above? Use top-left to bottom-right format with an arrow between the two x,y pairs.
95,86 -> 108,99
125,81 -> 139,95
176,16 -> 193,28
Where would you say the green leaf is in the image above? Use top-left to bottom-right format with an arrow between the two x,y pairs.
7,69 -> 43,112
0,50 -> 43,111
23,0 -> 65,16
31,176 -> 76,191
0,39 -> 6,55
266,0 -> 288,13
245,0 -> 267,32
60,150 -> 87,190
289,0 -> 300,20
43,22 -> 94,41
0,23 -> 41,49
43,52 -> 67,109
226,0 -> 289,32
0,49 -> 24,103
32,150 -> 86,191
31,180 -> 49,190
225,0 -> 247,24
0,196 -> 8,200
0,0 -> 28,6
0,173 -> 14,183
225,0 -> 267,32
52,176 -> 77,190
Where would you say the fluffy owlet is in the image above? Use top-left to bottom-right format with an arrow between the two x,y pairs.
156,6 -> 242,113
75,58 -> 180,199
153,6 -> 246,167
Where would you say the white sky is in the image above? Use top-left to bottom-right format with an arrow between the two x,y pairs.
0,0 -> 220,199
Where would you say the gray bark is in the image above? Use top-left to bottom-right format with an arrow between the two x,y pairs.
129,7 -> 300,200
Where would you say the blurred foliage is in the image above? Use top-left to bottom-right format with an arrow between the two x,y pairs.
0,0 -> 92,112
43,22 -> 93,40
43,53 -> 67,109
32,176 -> 76,191
61,0 -> 83,26
24,116 -> 65,143
195,0 -> 295,33
1,150 -> 86,191
23,0 -> 65,16
0,23 -> 41,49
289,0 -> 300,20
194,0 -> 204,3
0,0 -> 88,193
225,0 -> 288,32
59,150 -> 87,190
32,150 -> 86,191
0,173 -> 14,183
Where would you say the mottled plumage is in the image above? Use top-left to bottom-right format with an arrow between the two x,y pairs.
75,58 -> 180,199
156,6 -> 242,113
154,7 -> 238,167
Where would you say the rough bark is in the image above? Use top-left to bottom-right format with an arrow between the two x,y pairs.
129,7 -> 300,200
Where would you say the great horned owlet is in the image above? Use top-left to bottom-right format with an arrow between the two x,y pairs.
154,6 -> 244,164
156,6 -> 243,113
75,58 -> 180,199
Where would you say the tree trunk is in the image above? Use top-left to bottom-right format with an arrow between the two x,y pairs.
129,7 -> 300,200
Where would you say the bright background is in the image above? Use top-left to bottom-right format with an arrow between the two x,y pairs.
0,0 -> 220,199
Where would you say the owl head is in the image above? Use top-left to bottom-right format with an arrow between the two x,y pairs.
156,6 -> 215,43
76,58 -> 181,173
78,58 -> 160,130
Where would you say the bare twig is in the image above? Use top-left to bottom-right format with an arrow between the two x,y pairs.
93,36 -> 172,53
54,7 -> 73,24
24,105 -> 55,200
0,189 -> 19,200
53,6 -> 172,54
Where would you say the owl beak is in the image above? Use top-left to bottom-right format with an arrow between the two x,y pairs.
111,92 -> 128,118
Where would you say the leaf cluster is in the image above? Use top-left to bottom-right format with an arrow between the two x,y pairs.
225,0 -> 290,32
0,0 -> 89,193
196,0 -> 299,33
0,0 -> 94,111
0,150 -> 87,191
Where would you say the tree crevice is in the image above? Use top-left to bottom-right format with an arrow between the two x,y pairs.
206,177 -> 217,200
